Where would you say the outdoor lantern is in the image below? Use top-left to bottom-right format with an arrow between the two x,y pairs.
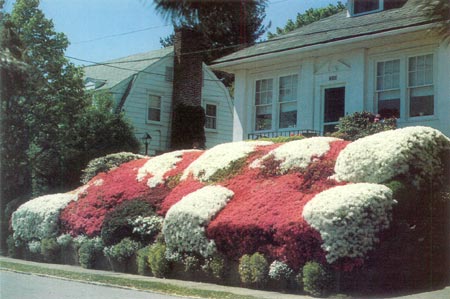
141,132 -> 152,155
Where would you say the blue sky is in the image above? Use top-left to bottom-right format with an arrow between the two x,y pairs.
4,0 -> 341,65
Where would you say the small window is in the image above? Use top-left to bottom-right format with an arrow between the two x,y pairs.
255,79 -> 273,131
376,59 -> 400,118
352,0 -> 382,16
205,104 -> 217,130
148,95 -> 161,122
165,67 -> 174,82
279,75 -> 298,129
408,54 -> 434,117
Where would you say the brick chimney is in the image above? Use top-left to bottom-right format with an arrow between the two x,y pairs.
170,27 -> 206,150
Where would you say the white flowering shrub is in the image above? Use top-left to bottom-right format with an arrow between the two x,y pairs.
129,215 -> 163,237
181,141 -> 272,182
333,126 -> 450,189
268,260 -> 294,280
303,183 -> 396,263
251,137 -> 339,174
56,234 -> 73,248
27,240 -> 41,254
12,193 -> 77,242
163,185 -> 234,257
137,150 -> 200,187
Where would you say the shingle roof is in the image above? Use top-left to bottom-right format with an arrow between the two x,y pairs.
83,46 -> 174,90
213,0 -> 436,65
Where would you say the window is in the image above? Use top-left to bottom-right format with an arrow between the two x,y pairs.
279,75 -> 298,128
408,54 -> 434,117
205,103 -> 217,130
255,79 -> 273,131
374,53 -> 434,120
376,59 -> 400,118
351,0 -> 382,16
147,95 -> 161,122
165,67 -> 174,82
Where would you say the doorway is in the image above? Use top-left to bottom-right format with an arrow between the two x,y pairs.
323,86 -> 345,134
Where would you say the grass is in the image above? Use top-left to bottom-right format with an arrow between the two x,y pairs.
0,260 -> 257,299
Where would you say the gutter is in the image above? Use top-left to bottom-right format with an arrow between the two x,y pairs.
211,22 -> 436,70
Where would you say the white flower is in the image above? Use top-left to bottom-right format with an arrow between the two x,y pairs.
268,260 -> 294,280
333,126 -> 450,189
251,137 -> 339,173
163,185 -> 234,257
27,240 -> 41,254
137,150 -> 201,187
181,141 -> 272,182
303,183 -> 396,263
12,193 -> 77,242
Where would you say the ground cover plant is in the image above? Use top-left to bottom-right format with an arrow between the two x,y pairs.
8,126 -> 450,297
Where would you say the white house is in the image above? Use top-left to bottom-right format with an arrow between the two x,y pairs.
84,46 -> 234,155
212,0 -> 450,139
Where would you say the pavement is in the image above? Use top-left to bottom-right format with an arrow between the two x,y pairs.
1,256 -> 449,299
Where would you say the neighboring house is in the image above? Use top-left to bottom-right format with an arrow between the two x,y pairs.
212,0 -> 450,140
84,44 -> 233,155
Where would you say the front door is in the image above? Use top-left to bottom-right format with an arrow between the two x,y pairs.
323,86 -> 345,134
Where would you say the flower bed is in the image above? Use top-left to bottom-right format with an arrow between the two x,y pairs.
163,185 -> 234,257
12,193 -> 77,242
333,126 -> 450,189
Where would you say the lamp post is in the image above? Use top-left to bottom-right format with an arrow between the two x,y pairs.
141,133 -> 152,155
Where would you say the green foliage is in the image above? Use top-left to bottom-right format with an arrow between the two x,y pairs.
268,1 -> 346,39
302,261 -> 334,297
101,200 -> 156,246
208,156 -> 247,183
183,255 -> 201,272
418,0 -> 450,43
203,254 -> 225,279
257,135 -> 305,143
78,238 -> 103,269
40,238 -> 60,263
81,151 -> 144,184
171,103 -> 206,150
103,238 -> 141,263
331,111 -> 396,141
6,235 -> 21,258
147,242 -> 170,278
136,245 -> 152,275
238,253 -> 269,286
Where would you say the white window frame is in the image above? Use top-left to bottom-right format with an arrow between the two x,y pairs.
205,102 -> 218,131
147,94 -> 162,123
373,51 -> 436,122
407,54 -> 434,118
253,73 -> 299,132
349,0 -> 383,17
375,58 -> 401,119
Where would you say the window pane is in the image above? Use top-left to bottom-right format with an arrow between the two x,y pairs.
148,108 -> 161,122
206,104 -> 217,117
148,95 -> 161,122
255,105 -> 272,131
279,102 -> 297,129
409,54 -> 433,87
410,86 -> 434,117
377,59 -> 400,91
149,95 -> 161,108
354,0 -> 379,14
279,75 -> 298,102
255,79 -> 273,105
206,117 -> 216,129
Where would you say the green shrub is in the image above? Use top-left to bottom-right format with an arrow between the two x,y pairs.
208,157 -> 247,183
331,111 -> 396,141
183,255 -> 201,272
103,237 -> 141,263
257,135 -> 305,143
136,246 -> 152,275
238,253 -> 269,286
302,261 -> 334,297
147,242 -> 170,278
81,152 -> 144,184
40,238 -> 60,263
203,254 -> 225,279
7,235 -> 21,258
78,237 -> 103,269
101,200 -> 156,246
56,234 -> 73,248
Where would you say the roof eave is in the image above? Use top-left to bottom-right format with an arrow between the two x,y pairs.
211,22 -> 436,72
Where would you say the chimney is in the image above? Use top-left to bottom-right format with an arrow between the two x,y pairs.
170,27 -> 206,150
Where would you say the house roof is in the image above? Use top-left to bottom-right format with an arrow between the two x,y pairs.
83,46 -> 174,90
213,0 -> 437,67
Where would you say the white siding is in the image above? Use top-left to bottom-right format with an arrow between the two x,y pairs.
201,65 -> 234,148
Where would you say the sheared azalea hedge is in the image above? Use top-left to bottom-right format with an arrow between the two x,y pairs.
9,126 -> 450,288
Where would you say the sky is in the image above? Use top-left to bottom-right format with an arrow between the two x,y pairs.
4,0 -> 342,66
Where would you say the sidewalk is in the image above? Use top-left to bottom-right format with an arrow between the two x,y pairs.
1,256 -> 449,299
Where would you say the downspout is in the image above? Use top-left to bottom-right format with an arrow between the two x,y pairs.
115,74 -> 137,114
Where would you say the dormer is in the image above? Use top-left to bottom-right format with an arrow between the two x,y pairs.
347,0 -> 408,17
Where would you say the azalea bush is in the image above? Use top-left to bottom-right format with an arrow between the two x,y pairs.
103,237 -> 141,263
333,126 -> 450,189
81,152 -> 144,184
303,183 -> 396,264
147,242 -> 170,278
163,185 -> 234,257
12,193 -> 77,243
268,260 -> 294,281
